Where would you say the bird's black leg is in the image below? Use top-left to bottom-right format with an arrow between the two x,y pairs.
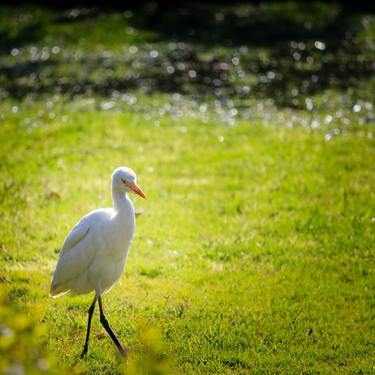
80,294 -> 97,358
98,294 -> 127,357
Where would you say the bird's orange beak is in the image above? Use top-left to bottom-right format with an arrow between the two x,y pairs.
128,183 -> 147,200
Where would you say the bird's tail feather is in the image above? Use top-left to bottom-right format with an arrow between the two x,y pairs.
50,290 -> 69,298
50,281 -> 69,298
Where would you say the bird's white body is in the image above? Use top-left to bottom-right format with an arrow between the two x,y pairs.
50,167 -> 144,298
51,200 -> 135,297
50,167 -> 146,357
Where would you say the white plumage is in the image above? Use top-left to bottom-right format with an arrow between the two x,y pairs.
50,166 -> 147,356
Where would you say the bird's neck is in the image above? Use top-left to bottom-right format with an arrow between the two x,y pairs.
112,188 -> 131,213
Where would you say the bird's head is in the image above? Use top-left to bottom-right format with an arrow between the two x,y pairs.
112,167 -> 147,199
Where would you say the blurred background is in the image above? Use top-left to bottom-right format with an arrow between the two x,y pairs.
1,0 -> 374,128
0,1 -> 374,374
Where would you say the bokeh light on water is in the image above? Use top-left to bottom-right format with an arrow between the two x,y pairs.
0,2 -> 374,135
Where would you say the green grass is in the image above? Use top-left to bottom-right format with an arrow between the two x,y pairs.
0,3 -> 374,374
0,105 -> 374,373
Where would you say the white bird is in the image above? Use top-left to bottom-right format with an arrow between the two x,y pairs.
50,166 -> 147,357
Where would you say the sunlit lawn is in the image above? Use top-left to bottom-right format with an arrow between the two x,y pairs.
0,3 -> 374,374
1,105 -> 373,373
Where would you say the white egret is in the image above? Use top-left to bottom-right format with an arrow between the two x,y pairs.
50,166 -> 147,357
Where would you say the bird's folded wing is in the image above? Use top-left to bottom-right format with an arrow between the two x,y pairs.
60,220 -> 90,256
51,220 -> 92,295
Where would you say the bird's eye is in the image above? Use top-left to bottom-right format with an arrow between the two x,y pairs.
121,178 -> 128,186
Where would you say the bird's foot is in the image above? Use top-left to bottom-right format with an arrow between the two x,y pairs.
118,345 -> 128,358
79,348 -> 88,359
